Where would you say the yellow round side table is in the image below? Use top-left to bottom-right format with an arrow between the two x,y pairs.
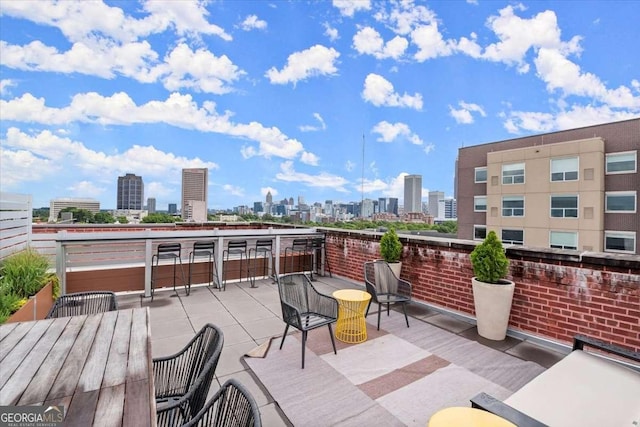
428,407 -> 516,427
332,289 -> 371,344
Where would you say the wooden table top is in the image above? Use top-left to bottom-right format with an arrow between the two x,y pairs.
0,307 -> 156,426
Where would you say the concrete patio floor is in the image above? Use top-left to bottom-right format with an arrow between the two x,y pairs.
117,274 -> 567,426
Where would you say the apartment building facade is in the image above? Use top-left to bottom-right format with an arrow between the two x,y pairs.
181,168 -> 208,221
457,118 -> 639,255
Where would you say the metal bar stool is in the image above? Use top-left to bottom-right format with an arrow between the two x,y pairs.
284,238 -> 311,275
248,239 -> 274,288
188,241 -> 220,293
311,236 -> 332,280
151,243 -> 186,301
222,240 -> 248,290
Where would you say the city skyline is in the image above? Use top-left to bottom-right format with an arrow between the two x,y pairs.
1,1 -> 639,210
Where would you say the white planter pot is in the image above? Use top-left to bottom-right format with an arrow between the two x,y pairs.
387,261 -> 402,278
472,277 -> 515,341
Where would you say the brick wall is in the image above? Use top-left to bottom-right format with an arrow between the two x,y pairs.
322,229 -> 640,353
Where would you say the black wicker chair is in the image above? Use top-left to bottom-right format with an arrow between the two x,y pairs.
155,323 -> 224,427
277,273 -> 338,369
45,291 -> 118,318
182,379 -> 261,427
363,260 -> 412,330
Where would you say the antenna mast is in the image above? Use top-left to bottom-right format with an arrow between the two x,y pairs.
361,133 -> 365,218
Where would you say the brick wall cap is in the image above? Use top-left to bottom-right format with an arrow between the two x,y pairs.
581,252 -> 640,269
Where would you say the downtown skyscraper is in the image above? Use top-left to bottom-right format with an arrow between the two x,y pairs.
181,168 -> 208,222
117,173 -> 143,210
404,174 -> 422,213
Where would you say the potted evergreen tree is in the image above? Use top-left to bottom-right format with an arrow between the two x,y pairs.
469,231 -> 515,340
380,228 -> 403,277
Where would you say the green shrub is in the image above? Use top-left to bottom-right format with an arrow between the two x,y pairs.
380,228 -> 403,263
470,231 -> 509,283
0,248 -> 54,323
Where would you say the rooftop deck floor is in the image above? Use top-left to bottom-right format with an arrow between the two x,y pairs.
117,274 -> 566,426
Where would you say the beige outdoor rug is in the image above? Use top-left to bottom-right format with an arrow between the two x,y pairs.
245,311 -> 545,427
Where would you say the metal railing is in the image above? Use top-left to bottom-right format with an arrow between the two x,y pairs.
54,227 -> 326,297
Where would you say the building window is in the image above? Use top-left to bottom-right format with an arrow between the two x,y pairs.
551,157 -> 579,182
550,195 -> 578,218
605,191 -> 636,213
606,151 -> 637,174
502,163 -> 525,185
474,196 -> 487,212
502,196 -> 524,217
550,231 -> 578,250
604,231 -> 636,253
475,167 -> 487,183
473,226 -> 487,240
502,229 -> 524,245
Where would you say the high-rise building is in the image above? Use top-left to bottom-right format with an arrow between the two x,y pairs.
457,118 -> 639,254
404,174 -> 422,213
428,191 -> 445,219
168,203 -> 177,214
117,173 -> 143,210
378,198 -> 387,214
181,168 -> 208,221
147,197 -> 156,214
49,198 -> 100,222
444,197 -> 457,219
388,198 -> 399,215
266,191 -> 273,204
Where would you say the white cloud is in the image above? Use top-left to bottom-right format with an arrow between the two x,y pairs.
1,92 -> 304,160
423,143 -> 435,155
160,43 -> 245,94
239,15 -> 267,31
299,113 -> 327,132
375,2 -> 436,36
449,101 -> 487,124
276,161 -> 349,191
371,121 -> 423,145
411,22 -> 456,61
503,105 -> 639,134
323,23 -> 339,42
345,160 -> 355,172
0,0 -> 232,43
222,184 -> 245,197
0,127 -> 216,190
300,151 -> 320,166
333,0 -> 371,17
362,73 -> 423,109
0,79 -> 17,96
265,45 -> 340,85
67,181 -> 107,198
146,182 -> 174,199
359,173 -> 408,198
352,26 -> 408,59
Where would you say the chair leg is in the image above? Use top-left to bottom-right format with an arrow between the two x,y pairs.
377,303 -> 381,330
327,323 -> 337,355
403,303 -> 409,328
279,324 -> 290,350
387,302 -> 390,316
365,300 -> 372,317
301,330 -> 307,369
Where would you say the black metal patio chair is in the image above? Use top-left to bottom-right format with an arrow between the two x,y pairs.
45,291 -> 118,318
182,379 -> 262,427
155,323 -> 224,427
277,273 -> 338,369
363,260 -> 412,330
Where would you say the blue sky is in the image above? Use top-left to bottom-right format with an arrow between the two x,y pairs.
1,0 -> 639,211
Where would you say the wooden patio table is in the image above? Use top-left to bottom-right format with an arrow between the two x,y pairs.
0,307 -> 156,426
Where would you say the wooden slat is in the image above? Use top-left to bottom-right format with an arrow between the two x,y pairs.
19,315 -> 86,405
93,384 -> 126,427
123,379 -> 152,427
103,309 -> 133,388
0,319 -> 53,389
0,320 -> 37,362
0,317 -> 69,405
65,389 -> 100,427
47,313 -> 103,400
77,311 -> 118,392
127,308 -> 150,382
0,322 -> 19,342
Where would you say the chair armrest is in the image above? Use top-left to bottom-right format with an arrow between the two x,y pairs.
470,392 -> 548,427
572,335 -> 640,362
397,277 -> 412,299
308,287 -> 338,319
281,300 -> 304,328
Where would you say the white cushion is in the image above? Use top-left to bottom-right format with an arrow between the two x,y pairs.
505,350 -> 640,427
